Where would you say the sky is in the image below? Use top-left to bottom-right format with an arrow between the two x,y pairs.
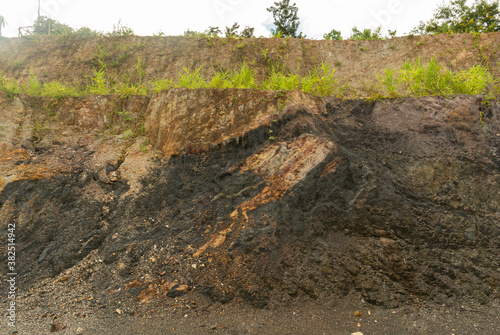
0,0 -> 450,39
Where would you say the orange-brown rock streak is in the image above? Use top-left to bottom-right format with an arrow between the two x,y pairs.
193,135 -> 336,257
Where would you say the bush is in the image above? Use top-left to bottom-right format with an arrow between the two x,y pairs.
413,0 -> 500,34
106,20 -> 134,37
350,26 -> 383,40
324,29 -> 342,40
224,23 -> 255,38
33,16 -> 73,36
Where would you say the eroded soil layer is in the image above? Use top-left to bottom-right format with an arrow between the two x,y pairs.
0,90 -> 499,328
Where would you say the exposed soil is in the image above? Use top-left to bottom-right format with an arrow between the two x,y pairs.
0,33 -> 500,95
0,34 -> 500,334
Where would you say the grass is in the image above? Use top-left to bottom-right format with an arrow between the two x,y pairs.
378,57 -> 494,97
1,55 -> 498,102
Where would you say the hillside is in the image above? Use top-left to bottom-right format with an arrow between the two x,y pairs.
0,34 -> 500,334
1,33 -> 500,95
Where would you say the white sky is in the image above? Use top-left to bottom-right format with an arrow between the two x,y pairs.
0,0 -> 449,39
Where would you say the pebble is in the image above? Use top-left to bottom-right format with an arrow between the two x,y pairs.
351,332 -> 364,335
50,321 -> 60,332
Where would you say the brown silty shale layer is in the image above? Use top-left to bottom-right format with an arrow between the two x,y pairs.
0,87 -> 499,313
1,33 -> 500,93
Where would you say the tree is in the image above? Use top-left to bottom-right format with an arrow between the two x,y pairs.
324,29 -> 342,40
225,23 -> 240,37
33,16 -> 73,35
241,26 -> 255,38
266,0 -> 300,37
0,16 -> 6,37
413,0 -> 500,35
224,23 -> 255,38
350,26 -> 383,40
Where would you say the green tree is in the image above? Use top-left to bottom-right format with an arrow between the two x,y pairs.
266,0 -> 300,37
324,29 -> 342,40
33,16 -> 73,35
350,26 -> 383,40
241,26 -> 255,38
413,0 -> 500,34
0,16 -> 6,37
225,23 -> 240,37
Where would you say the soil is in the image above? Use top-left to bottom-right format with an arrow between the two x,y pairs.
0,34 -> 500,334
0,32 -> 500,95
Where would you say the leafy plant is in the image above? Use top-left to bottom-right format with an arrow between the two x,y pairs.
413,0 -> 500,34
113,82 -> 148,98
241,26 -> 255,38
227,63 -> 257,88
267,0 -> 300,38
350,26 -> 383,40
387,30 -> 398,38
151,78 -> 173,93
0,74 -> 21,100
87,67 -> 110,95
13,60 -> 24,69
136,56 -> 146,85
33,16 -> 73,36
204,26 -> 222,37
323,29 -> 342,40
262,66 -> 301,91
377,68 -> 399,97
209,70 -> 231,89
41,81 -> 78,99
379,57 -> 493,96
176,67 -> 206,89
121,129 -> 136,140
74,26 -> 103,37
301,62 -> 338,96
27,67 -> 42,95
184,29 -> 201,37
107,19 -> 134,37
225,23 -> 240,37
140,139 -> 150,152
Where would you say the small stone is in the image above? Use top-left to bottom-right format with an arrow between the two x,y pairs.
354,310 -> 362,317
116,309 -> 122,315
60,276 -> 69,283
177,285 -> 189,293
160,281 -> 178,293
125,279 -> 143,289
351,332 -> 364,335
50,321 -> 60,332
137,283 -> 157,303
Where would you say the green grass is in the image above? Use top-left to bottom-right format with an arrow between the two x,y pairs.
0,74 -> 22,100
379,57 -> 494,97
1,56 -> 497,102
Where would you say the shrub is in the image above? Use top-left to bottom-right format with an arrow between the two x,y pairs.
106,20 -> 134,37
301,62 -> 338,96
413,0 -> 500,34
324,29 -> 342,40
350,26 -> 383,40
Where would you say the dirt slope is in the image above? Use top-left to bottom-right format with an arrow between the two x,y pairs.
0,33 -> 500,94
0,34 -> 500,334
